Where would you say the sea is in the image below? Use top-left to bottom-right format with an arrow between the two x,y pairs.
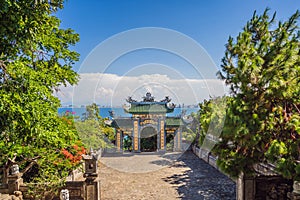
58,107 -> 199,119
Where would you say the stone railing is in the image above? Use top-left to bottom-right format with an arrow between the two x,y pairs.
66,168 -> 84,182
192,145 -> 298,200
191,145 -> 233,180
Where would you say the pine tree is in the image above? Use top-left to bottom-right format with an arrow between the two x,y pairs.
216,9 -> 300,180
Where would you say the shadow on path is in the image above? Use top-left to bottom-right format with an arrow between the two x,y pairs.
163,151 -> 236,200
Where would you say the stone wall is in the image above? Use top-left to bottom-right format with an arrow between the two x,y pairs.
0,152 -> 101,200
192,145 -> 295,200
51,180 -> 101,200
191,145 -> 232,179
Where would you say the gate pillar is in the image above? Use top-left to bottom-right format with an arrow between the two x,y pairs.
116,129 -> 123,152
174,128 -> 183,151
133,119 -> 140,152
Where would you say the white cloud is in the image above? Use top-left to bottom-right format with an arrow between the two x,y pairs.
56,73 -> 228,107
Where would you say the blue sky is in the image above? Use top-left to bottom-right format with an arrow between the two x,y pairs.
55,1 -> 299,106
57,0 -> 298,74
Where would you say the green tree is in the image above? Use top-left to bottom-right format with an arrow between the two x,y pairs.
76,104 -> 115,150
82,103 -> 101,120
0,0 -> 82,198
188,112 -> 201,146
197,97 -> 227,152
75,119 -> 113,150
216,9 -> 300,179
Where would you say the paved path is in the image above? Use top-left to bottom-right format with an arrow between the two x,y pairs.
99,151 -> 182,173
98,151 -> 236,200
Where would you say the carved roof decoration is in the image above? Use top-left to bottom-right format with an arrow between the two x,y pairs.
124,93 -> 175,114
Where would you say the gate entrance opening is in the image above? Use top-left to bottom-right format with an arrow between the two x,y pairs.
140,126 -> 157,152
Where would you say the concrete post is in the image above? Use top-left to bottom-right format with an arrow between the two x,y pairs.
82,155 -> 100,200
288,181 -> 300,199
7,164 -> 23,195
236,172 -> 255,200
85,179 -> 101,200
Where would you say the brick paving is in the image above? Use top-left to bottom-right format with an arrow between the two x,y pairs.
98,151 -> 236,200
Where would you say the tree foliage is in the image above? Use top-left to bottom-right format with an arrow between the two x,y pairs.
0,0 -> 82,197
75,103 -> 115,150
215,9 -> 300,179
82,103 -> 101,121
196,97 -> 227,153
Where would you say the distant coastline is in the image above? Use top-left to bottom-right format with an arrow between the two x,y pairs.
60,104 -> 199,109
58,107 -> 199,119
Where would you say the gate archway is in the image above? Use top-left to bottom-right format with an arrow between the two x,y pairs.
140,126 -> 157,152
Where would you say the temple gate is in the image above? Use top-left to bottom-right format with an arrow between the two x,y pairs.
111,92 -> 183,152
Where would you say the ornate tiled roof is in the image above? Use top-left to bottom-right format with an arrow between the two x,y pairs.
125,104 -> 174,114
124,92 -> 175,114
111,118 -> 133,129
